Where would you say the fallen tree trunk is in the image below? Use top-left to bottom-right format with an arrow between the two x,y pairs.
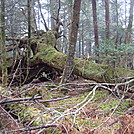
33,31 -> 134,83
1,31 -> 134,84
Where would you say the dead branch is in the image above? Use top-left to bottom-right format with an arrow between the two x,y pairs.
0,96 -> 42,105
7,124 -> 57,133
37,96 -> 70,103
0,105 -> 20,128
0,96 -> 70,105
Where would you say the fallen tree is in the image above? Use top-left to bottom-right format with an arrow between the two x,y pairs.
32,31 -> 134,83
1,31 -> 134,84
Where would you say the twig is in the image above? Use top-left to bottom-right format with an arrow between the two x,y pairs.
114,79 -> 134,92
0,105 -> 20,128
7,124 -> 57,132
0,96 -> 70,105
38,96 -> 70,103
8,59 -> 22,88
91,86 -> 128,132
0,96 -> 42,104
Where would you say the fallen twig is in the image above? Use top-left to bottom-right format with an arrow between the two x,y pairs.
0,96 -> 70,105
0,96 -> 42,104
7,124 -> 57,133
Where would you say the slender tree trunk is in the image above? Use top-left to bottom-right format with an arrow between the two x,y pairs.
37,0 -> 49,31
124,0 -> 134,44
66,0 -> 73,54
0,0 -> 8,86
78,32 -> 81,58
91,0 -> 99,63
124,0 -> 127,28
62,5 -> 68,54
81,22 -> 84,57
28,0 -> 31,44
112,0 -> 119,67
50,0 -> 60,29
23,0 -> 32,84
61,0 -> 81,83
31,0 -> 37,32
115,0 -> 119,45
105,0 -> 110,40
123,0 -> 134,69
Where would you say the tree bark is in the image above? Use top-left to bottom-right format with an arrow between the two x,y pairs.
0,0 -> 8,86
60,0 -> 81,83
91,0 -> 99,63
105,0 -> 110,40
124,0 -> 134,44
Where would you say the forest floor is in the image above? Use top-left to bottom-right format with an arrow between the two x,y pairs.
0,79 -> 134,134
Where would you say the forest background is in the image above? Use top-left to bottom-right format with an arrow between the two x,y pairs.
0,0 -> 134,133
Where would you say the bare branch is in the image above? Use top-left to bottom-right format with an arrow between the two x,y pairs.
37,0 -> 49,31
7,124 -> 57,132
0,96 -> 70,105
0,96 -> 42,104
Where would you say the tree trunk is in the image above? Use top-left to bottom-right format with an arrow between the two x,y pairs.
0,0 -> 8,86
60,0 -> 81,83
50,0 -> 60,29
124,0 -> 134,44
31,0 -> 37,32
105,0 -> 110,40
91,0 -> 99,63
115,0 -> 119,45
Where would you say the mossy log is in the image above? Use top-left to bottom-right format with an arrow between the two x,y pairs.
33,31 -> 134,83
1,31 -> 134,83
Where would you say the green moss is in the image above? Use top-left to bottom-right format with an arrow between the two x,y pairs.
19,106 -> 51,126
32,30 -> 134,83
90,122 -> 101,127
40,31 -> 56,47
74,58 -> 109,82
100,99 -> 132,112
78,120 -> 89,126
93,90 -> 109,101
0,121 -> 2,127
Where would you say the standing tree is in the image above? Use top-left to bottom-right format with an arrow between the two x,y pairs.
91,0 -> 99,63
61,0 -> 81,83
0,0 -> 8,86
50,0 -> 60,30
115,0 -> 119,45
27,0 -> 31,47
105,0 -> 110,40
23,0 -> 32,84
124,0 -> 134,44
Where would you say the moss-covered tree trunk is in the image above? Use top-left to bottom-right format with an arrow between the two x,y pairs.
33,31 -> 134,83
1,31 -> 134,84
